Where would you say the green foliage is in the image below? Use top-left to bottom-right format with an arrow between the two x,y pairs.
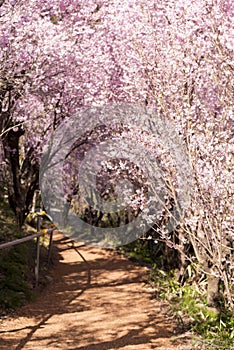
0,195 -> 22,242
120,238 -> 234,349
0,243 -> 35,311
0,193 -> 35,312
149,266 -> 234,349
119,239 -> 154,265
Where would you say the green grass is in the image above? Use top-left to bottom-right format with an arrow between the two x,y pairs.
119,238 -> 234,349
118,239 -> 154,265
0,243 -> 35,311
0,195 -> 22,242
149,267 -> 234,350
0,192 -> 35,313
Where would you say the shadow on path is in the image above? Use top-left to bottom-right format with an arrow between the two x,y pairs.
0,233 -> 182,350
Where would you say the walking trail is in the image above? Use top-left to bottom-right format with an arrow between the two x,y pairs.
0,232 -> 193,350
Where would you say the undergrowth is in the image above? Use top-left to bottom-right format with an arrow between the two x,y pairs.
0,193 -> 35,313
0,242 -> 35,312
120,239 -> 234,350
118,239 -> 154,265
148,266 -> 234,350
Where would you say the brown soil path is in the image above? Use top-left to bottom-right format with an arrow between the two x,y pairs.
0,232 -> 192,350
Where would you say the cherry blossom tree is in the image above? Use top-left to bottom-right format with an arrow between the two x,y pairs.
0,0 -> 112,224
126,0 -> 234,309
0,0 -> 233,309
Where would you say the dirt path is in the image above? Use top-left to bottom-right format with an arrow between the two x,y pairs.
0,232 -> 192,350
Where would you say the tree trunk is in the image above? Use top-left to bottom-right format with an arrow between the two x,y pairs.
0,74 -> 37,227
2,127 -> 39,227
207,273 -> 219,306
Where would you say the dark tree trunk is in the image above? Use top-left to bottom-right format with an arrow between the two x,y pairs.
0,77 -> 39,227
3,130 -> 39,226
2,126 -> 39,227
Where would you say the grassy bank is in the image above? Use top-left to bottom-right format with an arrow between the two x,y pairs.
0,194 -> 35,313
149,267 -> 234,350
120,239 -> 234,350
